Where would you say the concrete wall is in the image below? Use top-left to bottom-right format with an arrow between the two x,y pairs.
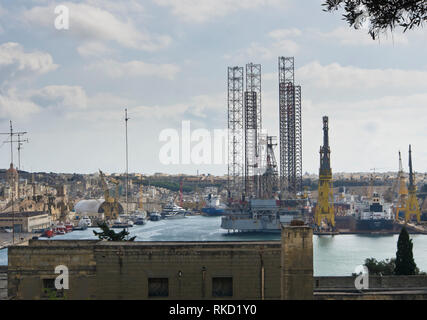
0,266 -> 7,300
315,275 -> 427,289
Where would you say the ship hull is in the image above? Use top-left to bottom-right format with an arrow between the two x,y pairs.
356,219 -> 394,231
202,207 -> 225,216
221,215 -> 282,232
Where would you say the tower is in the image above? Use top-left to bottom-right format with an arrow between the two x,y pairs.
395,151 -> 408,220
405,145 -> 420,223
279,57 -> 302,198
227,67 -> 244,200
281,224 -> 313,300
315,116 -> 334,228
244,63 -> 261,198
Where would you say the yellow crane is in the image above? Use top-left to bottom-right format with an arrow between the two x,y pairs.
395,151 -> 408,220
315,116 -> 335,228
108,176 -> 121,219
404,145 -> 421,223
99,170 -> 119,221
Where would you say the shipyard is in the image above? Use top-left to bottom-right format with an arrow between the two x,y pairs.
0,0 -> 427,309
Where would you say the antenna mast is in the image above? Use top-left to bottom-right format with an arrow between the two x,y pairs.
0,121 -> 28,245
125,109 -> 129,216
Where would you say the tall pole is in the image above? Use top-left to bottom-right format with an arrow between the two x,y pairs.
125,109 -> 129,216
10,122 -> 14,245
17,134 -> 29,171
0,121 -> 27,244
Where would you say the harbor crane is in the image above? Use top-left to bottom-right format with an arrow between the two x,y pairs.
99,170 -> 119,221
395,151 -> 408,220
315,116 -> 335,228
404,145 -> 421,223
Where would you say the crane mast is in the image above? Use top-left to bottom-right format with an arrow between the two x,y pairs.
404,145 -> 420,223
315,116 -> 335,228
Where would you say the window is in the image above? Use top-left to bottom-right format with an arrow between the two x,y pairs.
212,277 -> 233,297
148,278 -> 169,297
42,279 -> 64,299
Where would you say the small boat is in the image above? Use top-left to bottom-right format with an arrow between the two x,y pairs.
53,223 -> 67,235
164,212 -> 186,219
134,216 -> 146,225
64,223 -> 73,233
42,228 -> 55,238
149,211 -> 161,221
112,218 -> 134,228
74,217 -> 91,230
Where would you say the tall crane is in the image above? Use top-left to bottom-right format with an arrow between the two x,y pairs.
99,170 -> 119,221
395,151 -> 408,220
109,176 -> 121,218
315,116 -> 335,228
404,145 -> 420,223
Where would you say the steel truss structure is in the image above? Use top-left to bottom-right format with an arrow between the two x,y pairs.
244,91 -> 258,198
279,57 -> 302,197
227,67 -> 244,199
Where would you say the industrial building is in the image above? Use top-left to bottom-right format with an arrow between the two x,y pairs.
0,211 -> 51,233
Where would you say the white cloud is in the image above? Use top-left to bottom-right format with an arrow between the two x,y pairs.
316,26 -> 409,46
0,42 -> 58,78
298,61 -> 427,89
268,28 -> 302,39
77,42 -> 114,57
86,59 -> 180,80
226,28 -> 300,62
0,89 -> 41,120
29,85 -> 88,111
153,0 -> 287,23
23,2 -> 171,51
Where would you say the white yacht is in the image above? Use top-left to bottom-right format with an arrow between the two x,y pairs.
74,216 -> 92,230
161,202 -> 187,219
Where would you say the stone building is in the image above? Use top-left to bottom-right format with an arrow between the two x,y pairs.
6,223 -> 427,300
7,225 -> 313,300
5,163 -> 18,200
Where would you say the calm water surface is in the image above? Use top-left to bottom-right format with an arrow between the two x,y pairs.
1,216 -> 427,276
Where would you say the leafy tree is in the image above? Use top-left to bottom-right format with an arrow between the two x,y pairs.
93,222 -> 136,241
394,226 -> 417,275
364,257 -> 396,275
323,0 -> 426,39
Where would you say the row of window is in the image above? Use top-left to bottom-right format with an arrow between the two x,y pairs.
43,277 -> 233,298
149,277 -> 232,297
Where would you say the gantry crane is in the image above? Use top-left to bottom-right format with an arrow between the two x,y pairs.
404,145 -> 421,223
315,116 -> 335,228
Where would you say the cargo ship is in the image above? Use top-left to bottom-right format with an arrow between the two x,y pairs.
201,194 -> 227,216
355,192 -> 394,231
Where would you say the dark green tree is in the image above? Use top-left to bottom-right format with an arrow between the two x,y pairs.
394,226 -> 417,275
323,0 -> 426,39
364,257 -> 396,275
93,222 -> 136,241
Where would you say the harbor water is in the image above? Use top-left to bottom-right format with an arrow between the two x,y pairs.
1,215 -> 427,276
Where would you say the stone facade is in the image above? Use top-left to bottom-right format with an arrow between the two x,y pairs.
8,240 -> 283,300
7,225 -> 427,300
281,225 -> 313,300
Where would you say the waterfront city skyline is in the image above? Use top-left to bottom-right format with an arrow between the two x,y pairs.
0,1 -> 426,175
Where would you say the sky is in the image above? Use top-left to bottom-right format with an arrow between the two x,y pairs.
0,0 -> 426,175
